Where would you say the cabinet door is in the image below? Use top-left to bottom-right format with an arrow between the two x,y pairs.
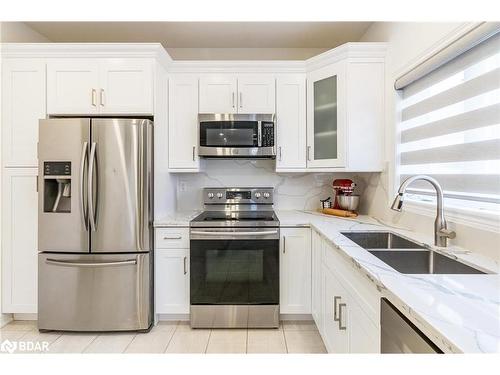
311,230 -> 322,329
307,62 -> 346,168
155,248 -> 189,314
237,76 -> 275,114
1,59 -> 46,167
99,59 -> 153,115
199,75 -> 237,113
347,293 -> 380,353
276,75 -> 307,170
280,227 -> 311,314
322,265 -> 349,353
168,75 -> 200,171
1,168 -> 38,313
47,60 -> 100,115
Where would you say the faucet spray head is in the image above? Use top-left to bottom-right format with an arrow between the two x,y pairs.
391,193 -> 404,212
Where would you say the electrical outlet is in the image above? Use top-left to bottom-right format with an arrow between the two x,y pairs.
178,180 -> 187,192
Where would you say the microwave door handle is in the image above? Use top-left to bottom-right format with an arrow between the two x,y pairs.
257,121 -> 262,147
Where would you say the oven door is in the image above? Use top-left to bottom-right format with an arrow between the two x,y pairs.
190,231 -> 279,306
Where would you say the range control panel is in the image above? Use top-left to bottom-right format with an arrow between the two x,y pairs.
203,187 -> 274,205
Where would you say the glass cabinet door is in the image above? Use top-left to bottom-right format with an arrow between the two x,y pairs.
307,63 -> 345,168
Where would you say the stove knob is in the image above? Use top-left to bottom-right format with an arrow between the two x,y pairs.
207,192 -> 214,199
255,192 -> 261,199
217,192 -> 223,199
263,192 -> 270,199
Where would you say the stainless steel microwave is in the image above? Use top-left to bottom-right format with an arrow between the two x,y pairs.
198,114 -> 276,158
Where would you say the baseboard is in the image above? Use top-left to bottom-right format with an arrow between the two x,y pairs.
13,313 -> 37,321
280,314 -> 313,321
157,313 -> 190,321
0,313 -> 13,328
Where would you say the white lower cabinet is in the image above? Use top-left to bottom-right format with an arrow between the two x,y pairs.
311,228 -> 322,329
280,227 -> 311,314
155,247 -> 190,314
1,168 -> 38,313
313,228 -> 380,353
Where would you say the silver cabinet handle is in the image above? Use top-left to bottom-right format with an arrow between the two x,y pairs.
307,146 -> 312,161
278,146 -> 282,161
232,92 -> 235,108
333,296 -> 341,321
91,89 -> 97,106
283,236 -> 286,254
239,92 -> 243,108
183,256 -> 187,275
192,146 -> 196,161
88,142 -> 98,232
46,258 -> 137,268
163,235 -> 182,240
100,89 -> 105,107
79,141 -> 89,230
338,302 -> 347,330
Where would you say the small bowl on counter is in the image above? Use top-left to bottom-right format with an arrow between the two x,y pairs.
337,195 -> 360,211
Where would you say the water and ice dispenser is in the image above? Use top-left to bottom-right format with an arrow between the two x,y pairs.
43,161 -> 72,213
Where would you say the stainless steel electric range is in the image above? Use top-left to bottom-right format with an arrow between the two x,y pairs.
190,187 -> 280,328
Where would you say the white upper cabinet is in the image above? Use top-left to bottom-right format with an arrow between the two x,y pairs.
199,76 -> 237,113
47,58 -> 154,115
237,75 -> 275,114
1,59 -> 46,167
168,75 -> 200,171
199,75 -> 275,114
276,75 -> 307,170
99,59 -> 153,114
307,61 -> 346,168
47,59 -> 100,115
280,227 -> 311,314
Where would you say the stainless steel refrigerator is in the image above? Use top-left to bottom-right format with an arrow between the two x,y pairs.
37,118 -> 153,332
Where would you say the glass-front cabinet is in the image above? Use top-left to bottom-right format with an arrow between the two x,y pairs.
307,62 -> 346,168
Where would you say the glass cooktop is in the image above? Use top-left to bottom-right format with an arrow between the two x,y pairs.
190,211 -> 279,227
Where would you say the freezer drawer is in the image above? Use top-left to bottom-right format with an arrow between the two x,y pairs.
38,253 -> 151,332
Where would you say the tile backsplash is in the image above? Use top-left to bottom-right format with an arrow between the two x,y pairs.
175,159 -> 377,212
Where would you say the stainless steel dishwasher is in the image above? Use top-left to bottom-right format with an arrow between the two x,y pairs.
381,298 -> 443,353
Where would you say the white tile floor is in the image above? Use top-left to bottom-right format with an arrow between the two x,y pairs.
0,320 -> 327,354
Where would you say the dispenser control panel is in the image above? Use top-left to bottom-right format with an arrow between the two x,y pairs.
44,162 -> 71,176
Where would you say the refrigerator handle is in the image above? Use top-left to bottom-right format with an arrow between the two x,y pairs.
88,142 -> 98,232
79,141 -> 89,230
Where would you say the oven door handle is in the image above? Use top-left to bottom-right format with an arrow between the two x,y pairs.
190,230 -> 278,237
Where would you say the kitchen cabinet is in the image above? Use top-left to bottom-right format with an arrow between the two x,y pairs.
1,168 -> 38,313
155,248 -> 190,314
199,75 -> 275,114
168,75 -> 200,171
47,59 -> 153,115
311,228 -> 323,330
306,59 -> 384,171
276,75 -> 307,171
280,227 -> 311,314
1,59 -> 46,167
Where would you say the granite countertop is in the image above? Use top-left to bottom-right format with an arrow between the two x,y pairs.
275,210 -> 500,353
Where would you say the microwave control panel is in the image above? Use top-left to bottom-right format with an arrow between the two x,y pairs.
261,122 -> 274,147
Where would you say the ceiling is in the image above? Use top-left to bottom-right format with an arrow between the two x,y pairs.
26,22 -> 373,48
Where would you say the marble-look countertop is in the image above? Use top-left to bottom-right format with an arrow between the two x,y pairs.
275,210 -> 500,353
154,210 -> 200,227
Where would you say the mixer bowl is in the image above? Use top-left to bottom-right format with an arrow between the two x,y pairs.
338,195 -> 360,211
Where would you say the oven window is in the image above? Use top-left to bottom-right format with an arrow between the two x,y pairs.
200,121 -> 258,147
190,239 -> 279,305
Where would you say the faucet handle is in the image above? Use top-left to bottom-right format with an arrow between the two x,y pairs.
438,228 -> 456,239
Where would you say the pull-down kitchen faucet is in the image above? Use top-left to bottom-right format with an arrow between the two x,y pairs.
391,175 -> 456,247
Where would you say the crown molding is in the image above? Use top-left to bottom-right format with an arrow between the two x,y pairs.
0,43 -> 173,68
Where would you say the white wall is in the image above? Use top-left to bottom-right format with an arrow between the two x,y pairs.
359,22 -> 500,261
166,48 -> 329,60
0,22 -> 51,42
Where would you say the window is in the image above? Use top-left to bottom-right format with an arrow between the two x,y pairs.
397,32 -> 500,216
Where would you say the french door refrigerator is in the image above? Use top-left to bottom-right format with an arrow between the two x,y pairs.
37,118 -> 153,332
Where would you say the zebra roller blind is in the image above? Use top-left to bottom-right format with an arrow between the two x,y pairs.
398,31 -> 500,213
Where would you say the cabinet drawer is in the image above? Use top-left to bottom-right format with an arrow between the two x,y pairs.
155,228 -> 189,249
322,238 -> 380,324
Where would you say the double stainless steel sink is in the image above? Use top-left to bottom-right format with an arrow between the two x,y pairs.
341,231 -> 486,274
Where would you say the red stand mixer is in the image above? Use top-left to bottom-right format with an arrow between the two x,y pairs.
332,179 -> 357,209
